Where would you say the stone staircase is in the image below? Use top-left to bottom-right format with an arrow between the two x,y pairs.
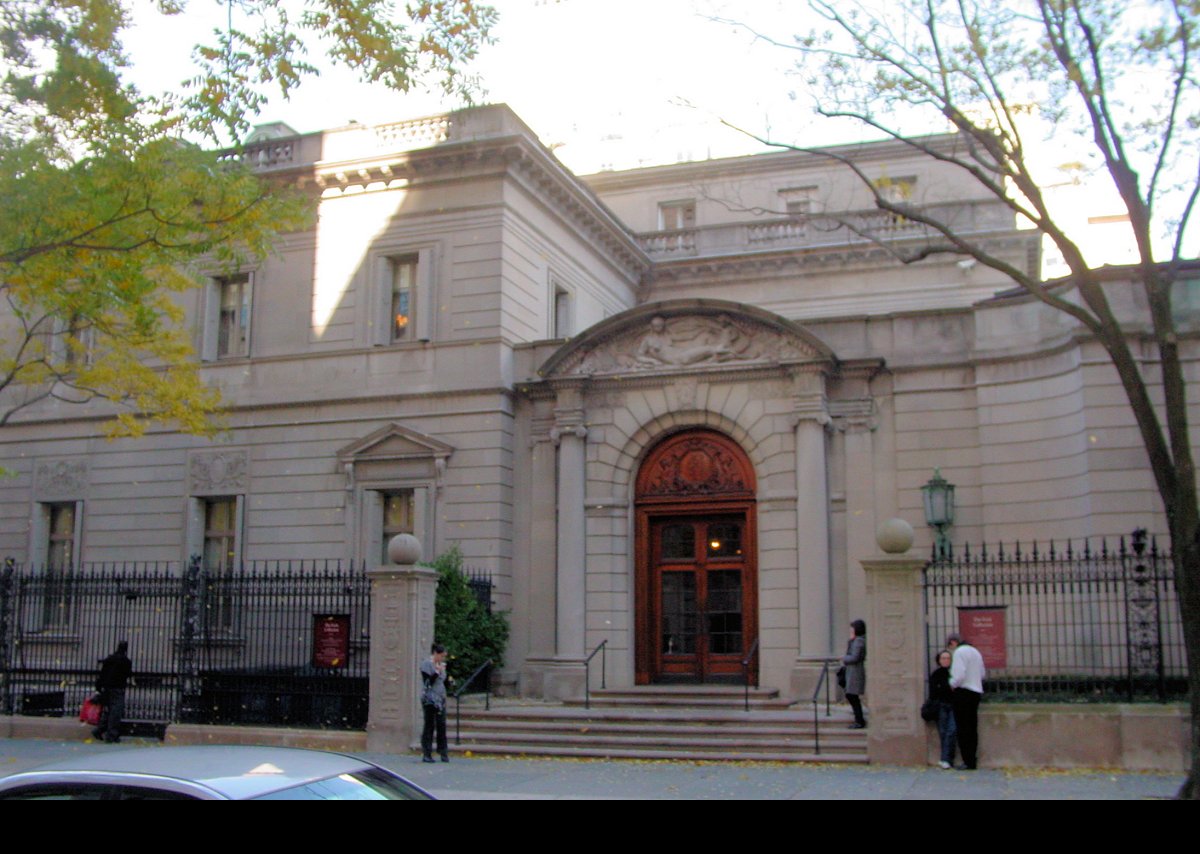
446,686 -> 868,763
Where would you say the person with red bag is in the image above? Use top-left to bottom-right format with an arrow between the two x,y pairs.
92,641 -> 132,743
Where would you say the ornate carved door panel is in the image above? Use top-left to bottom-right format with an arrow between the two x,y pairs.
635,431 -> 757,685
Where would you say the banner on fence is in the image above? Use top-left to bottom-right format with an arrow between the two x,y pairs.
313,614 -> 351,669
958,606 -> 1007,670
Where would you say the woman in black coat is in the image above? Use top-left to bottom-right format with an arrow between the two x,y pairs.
842,619 -> 867,729
929,649 -> 957,769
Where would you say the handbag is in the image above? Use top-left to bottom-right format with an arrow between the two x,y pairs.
836,666 -> 846,689
920,698 -> 939,722
80,695 -> 103,726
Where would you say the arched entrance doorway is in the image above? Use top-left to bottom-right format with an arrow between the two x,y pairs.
635,430 -> 757,684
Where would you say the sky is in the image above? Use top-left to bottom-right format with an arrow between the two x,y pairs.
121,0 -> 878,174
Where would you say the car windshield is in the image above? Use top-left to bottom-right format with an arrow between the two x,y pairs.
252,767 -> 432,800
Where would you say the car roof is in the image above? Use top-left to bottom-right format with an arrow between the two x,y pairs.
0,745 -> 382,800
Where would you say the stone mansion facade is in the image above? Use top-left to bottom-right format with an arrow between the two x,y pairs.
1,105 -> 1194,699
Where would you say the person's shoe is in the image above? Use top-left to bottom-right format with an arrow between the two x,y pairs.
938,760 -> 952,770
422,755 -> 435,764
849,722 -> 866,729
439,755 -> 450,763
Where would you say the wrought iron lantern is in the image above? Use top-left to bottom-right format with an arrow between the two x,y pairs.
921,468 -> 956,557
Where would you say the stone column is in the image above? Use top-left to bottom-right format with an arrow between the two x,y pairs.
790,371 -> 835,699
861,519 -> 927,766
519,417 -> 563,697
366,534 -> 438,753
543,385 -> 588,699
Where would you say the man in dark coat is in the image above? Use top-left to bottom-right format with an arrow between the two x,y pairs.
93,641 -> 132,743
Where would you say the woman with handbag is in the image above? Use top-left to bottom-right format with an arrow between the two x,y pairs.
420,643 -> 450,763
842,619 -> 867,729
928,649 -> 958,769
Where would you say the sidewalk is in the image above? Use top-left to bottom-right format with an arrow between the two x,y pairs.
0,736 -> 1183,799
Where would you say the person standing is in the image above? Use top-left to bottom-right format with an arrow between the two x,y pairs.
842,619 -> 867,729
947,633 -> 985,769
420,643 -> 450,763
929,649 -> 958,769
93,641 -> 132,744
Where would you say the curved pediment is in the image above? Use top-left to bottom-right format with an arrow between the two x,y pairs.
540,299 -> 836,379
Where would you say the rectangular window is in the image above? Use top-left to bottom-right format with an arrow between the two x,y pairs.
553,286 -> 572,339
778,185 -> 818,217
658,200 -> 696,231
373,250 -> 434,345
201,497 -> 242,630
390,256 -> 417,342
380,490 -> 415,565
203,498 -> 239,574
44,313 -> 94,370
39,501 -> 82,628
216,274 -> 252,358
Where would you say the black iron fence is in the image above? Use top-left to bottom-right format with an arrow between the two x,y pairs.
0,557 -> 370,729
924,531 -> 1186,702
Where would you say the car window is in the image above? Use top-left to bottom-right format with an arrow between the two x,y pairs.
0,783 -> 110,800
0,782 -> 200,801
253,767 -> 432,800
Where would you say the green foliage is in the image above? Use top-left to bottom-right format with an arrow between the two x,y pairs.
426,546 -> 509,688
0,0 -> 494,436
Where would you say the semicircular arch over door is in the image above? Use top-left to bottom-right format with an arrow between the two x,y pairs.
634,429 -> 758,685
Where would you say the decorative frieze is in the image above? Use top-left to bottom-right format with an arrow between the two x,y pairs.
188,450 -> 249,496
564,314 -> 820,377
34,459 -> 89,501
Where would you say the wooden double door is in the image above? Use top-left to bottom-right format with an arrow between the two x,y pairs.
635,430 -> 758,685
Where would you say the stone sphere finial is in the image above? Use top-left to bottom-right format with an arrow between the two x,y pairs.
386,533 -> 422,566
876,518 -> 914,554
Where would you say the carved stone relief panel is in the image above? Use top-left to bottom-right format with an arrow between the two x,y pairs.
34,459 -> 90,501
564,314 -> 821,377
188,450 -> 249,496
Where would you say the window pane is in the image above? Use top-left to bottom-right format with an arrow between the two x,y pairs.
659,523 -> 694,560
381,490 -> 415,564
217,275 -> 250,357
391,257 -> 416,341
706,522 -> 742,558
660,571 -> 697,654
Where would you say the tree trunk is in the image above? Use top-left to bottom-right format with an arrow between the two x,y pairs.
1173,523 -> 1200,799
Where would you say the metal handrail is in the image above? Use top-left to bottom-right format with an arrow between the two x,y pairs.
453,658 -> 493,745
810,659 -> 834,755
583,639 -> 608,710
741,637 -> 760,712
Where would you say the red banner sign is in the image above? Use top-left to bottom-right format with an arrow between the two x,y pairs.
958,606 -> 1007,670
313,614 -> 351,669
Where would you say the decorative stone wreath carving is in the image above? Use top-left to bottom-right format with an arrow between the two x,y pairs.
188,450 -> 249,495
34,459 -> 89,500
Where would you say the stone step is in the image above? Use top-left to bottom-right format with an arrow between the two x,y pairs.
445,694 -> 868,763
452,718 -> 865,742
563,688 -> 793,710
445,742 -> 869,764
450,730 -> 866,757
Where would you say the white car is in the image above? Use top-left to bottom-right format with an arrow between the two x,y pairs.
0,745 -> 435,800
